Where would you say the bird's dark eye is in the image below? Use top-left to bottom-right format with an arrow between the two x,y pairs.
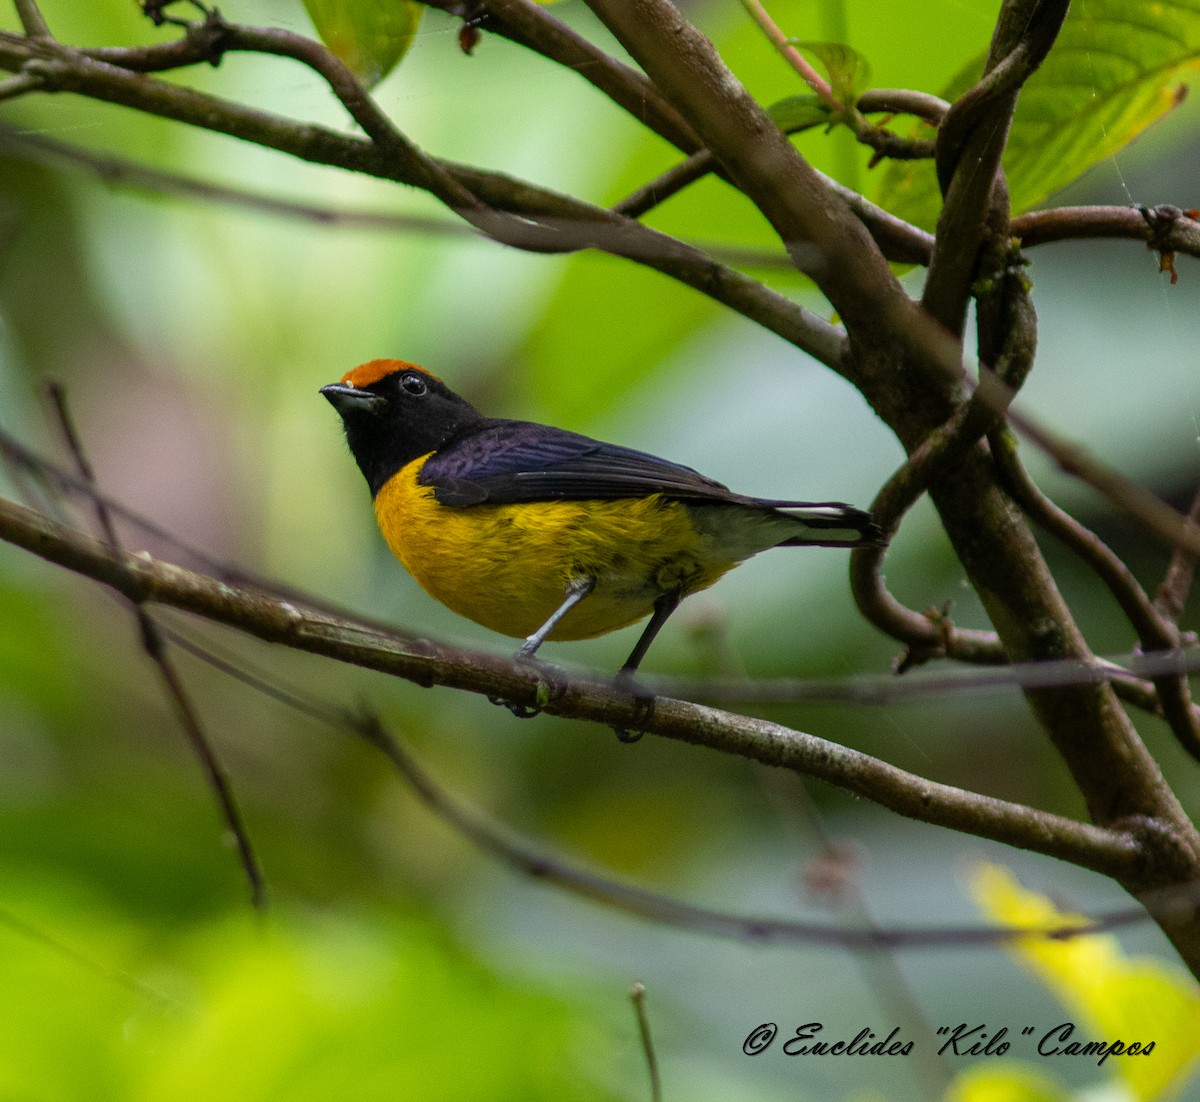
399,373 -> 428,396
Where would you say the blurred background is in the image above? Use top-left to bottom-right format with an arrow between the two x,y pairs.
0,1 -> 1198,1098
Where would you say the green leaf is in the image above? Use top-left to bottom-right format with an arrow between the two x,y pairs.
302,0 -> 424,88
788,40 -> 873,108
767,94 -> 832,133
877,0 -> 1200,230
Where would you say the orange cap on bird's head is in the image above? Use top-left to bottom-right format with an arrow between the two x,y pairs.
340,359 -> 441,390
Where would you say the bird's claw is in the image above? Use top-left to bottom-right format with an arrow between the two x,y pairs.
611,669 -> 654,743
490,657 -> 563,719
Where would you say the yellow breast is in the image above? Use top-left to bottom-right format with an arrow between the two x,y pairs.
372,456 -> 735,640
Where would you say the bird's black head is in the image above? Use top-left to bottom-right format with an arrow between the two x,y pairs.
321,359 -> 484,497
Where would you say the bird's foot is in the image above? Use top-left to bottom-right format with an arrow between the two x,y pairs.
610,668 -> 654,744
489,653 -> 565,719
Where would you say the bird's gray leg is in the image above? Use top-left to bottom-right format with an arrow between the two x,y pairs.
492,576 -> 595,719
516,575 -> 596,660
617,587 -> 683,680
612,587 -> 683,743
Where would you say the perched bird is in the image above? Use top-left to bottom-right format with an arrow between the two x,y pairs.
322,359 -> 881,683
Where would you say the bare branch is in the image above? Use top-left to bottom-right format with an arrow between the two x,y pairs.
1157,485 -> 1200,625
860,88 -> 949,125
0,31 -> 844,366
851,371 -> 1017,664
612,124 -> 936,267
355,713 -> 1165,951
628,984 -> 662,1102
419,0 -> 705,155
0,70 -> 43,100
991,430 -> 1200,763
664,650 -> 1200,713
137,618 -> 1200,956
922,0 -> 1069,332
0,492 -> 1143,879
1003,403 -> 1200,558
1014,204 -> 1200,259
13,0 -> 51,38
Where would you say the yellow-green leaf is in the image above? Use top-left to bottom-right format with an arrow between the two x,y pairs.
767,93 -> 832,133
878,1 -> 1200,231
789,40 -> 873,109
944,1065 -> 1073,1102
973,864 -> 1200,1102
302,0 -> 424,88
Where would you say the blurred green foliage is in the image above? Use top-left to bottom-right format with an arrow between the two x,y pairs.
0,1 -> 1198,1099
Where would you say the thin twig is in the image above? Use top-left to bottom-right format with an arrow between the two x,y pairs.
737,0 -> 837,108
738,1 -> 935,163
0,901 -> 180,1007
0,125 -> 806,272
0,70 -> 43,100
1003,403 -> 1200,558
850,374 -> 1016,666
138,626 -> 1187,952
612,126 -> 936,267
991,429 -> 1200,762
1156,484 -> 1200,625
1013,204 -> 1200,260
354,712 -> 1155,948
629,984 -> 662,1102
44,383 -> 267,911
922,0 -> 1069,333
419,0 -> 705,156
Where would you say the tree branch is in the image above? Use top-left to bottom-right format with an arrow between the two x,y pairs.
1013,204 -> 1200,256
990,430 -> 1200,762
357,710 -> 1156,950
13,0 -> 50,38
419,0 -> 705,155
922,0 -> 1069,332
1157,485 -> 1200,626
0,492 -> 1143,880
0,30 -> 844,367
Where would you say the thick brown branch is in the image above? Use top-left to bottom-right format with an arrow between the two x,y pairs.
13,0 -> 50,38
922,0 -> 1068,332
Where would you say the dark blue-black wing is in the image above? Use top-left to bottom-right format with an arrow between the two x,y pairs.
419,419 -> 740,506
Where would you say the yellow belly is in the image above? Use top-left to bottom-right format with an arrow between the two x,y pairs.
373,456 -> 735,640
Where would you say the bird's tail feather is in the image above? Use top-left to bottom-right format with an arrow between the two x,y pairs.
767,502 -> 885,548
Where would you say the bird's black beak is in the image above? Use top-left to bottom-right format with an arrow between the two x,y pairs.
320,383 -> 388,416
